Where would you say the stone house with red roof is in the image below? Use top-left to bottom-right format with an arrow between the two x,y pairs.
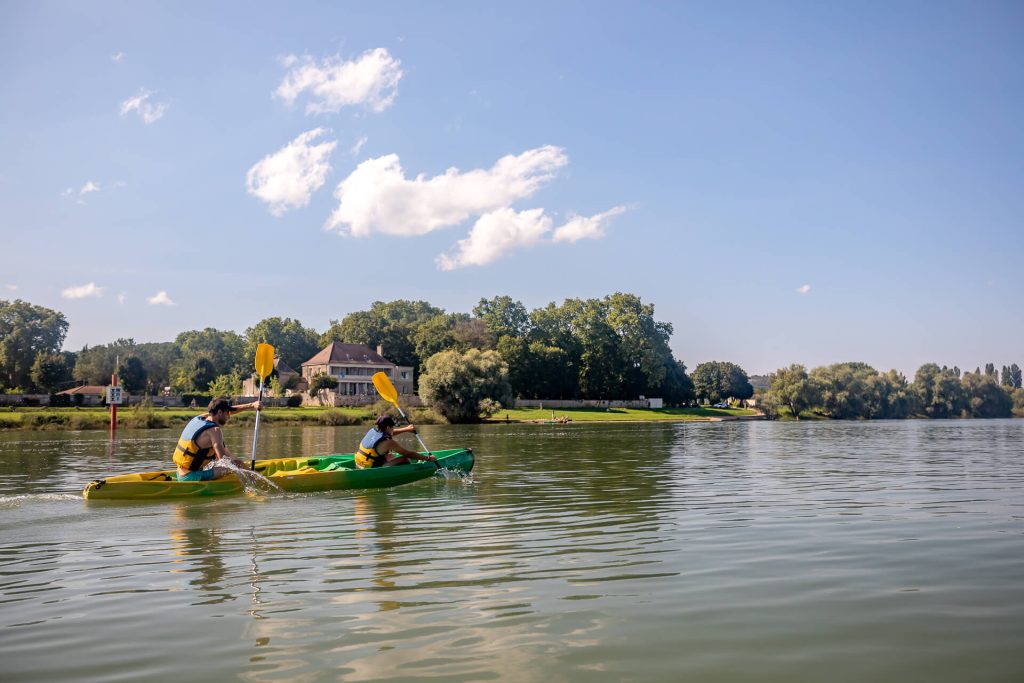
300,342 -> 414,401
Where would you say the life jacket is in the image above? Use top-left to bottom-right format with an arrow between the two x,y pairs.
355,427 -> 389,469
173,416 -> 219,471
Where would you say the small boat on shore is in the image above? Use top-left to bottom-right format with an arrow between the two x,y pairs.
82,447 -> 474,500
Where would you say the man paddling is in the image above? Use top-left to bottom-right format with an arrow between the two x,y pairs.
173,397 -> 261,481
355,415 -> 437,469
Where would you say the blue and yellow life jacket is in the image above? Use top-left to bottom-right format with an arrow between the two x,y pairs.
355,427 -> 389,469
173,416 -> 219,471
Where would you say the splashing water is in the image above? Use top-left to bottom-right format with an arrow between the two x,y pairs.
209,459 -> 284,494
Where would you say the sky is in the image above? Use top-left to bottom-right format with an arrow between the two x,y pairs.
1,1 -> 1022,377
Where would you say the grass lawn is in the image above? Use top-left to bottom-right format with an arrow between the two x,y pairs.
492,406 -> 759,422
0,404 -> 760,430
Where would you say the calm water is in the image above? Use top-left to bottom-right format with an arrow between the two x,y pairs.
1,419 -> 1022,682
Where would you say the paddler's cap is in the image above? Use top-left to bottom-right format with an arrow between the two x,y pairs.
375,415 -> 396,430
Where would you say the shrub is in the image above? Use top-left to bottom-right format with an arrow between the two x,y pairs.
286,395 -> 303,408
49,393 -> 72,407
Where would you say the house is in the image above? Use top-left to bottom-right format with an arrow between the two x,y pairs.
301,342 -> 414,399
55,385 -> 108,406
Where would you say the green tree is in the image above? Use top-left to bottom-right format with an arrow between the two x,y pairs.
31,352 -> 73,393
808,362 -> 881,419
960,371 -> 1012,418
767,364 -> 818,418
308,372 -> 338,404
134,342 -> 180,393
172,357 -> 218,393
692,361 -> 753,404
0,299 -> 69,390
208,372 -> 243,398
419,348 -> 513,423
175,328 -> 246,377
244,317 -> 321,369
912,363 -> 967,418
320,300 -> 444,369
73,338 -> 138,385
117,356 -> 148,393
473,295 -> 530,338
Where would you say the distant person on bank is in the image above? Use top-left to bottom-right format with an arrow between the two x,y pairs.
173,398 -> 262,481
355,415 -> 437,469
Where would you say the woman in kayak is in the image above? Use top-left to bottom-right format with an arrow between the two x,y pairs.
173,397 -> 262,481
355,415 -> 438,469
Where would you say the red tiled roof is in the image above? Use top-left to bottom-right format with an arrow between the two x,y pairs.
301,342 -> 394,367
56,385 -> 107,395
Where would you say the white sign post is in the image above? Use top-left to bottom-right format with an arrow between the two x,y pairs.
106,386 -> 124,405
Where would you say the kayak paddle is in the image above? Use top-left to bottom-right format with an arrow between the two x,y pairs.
250,343 -> 275,471
372,371 -> 433,458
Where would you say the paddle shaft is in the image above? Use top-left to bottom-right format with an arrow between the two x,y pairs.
393,404 -> 431,456
250,380 -> 264,470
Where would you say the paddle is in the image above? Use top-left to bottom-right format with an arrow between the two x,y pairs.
250,343 -> 275,471
371,371 -> 433,459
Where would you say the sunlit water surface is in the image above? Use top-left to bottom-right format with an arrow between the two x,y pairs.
1,420 -> 1022,682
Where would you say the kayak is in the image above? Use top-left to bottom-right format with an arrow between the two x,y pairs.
82,447 -> 474,501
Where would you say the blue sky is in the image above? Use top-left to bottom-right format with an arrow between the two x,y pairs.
1,1 -> 1021,377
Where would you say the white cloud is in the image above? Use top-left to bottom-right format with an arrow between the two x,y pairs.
62,282 -> 104,299
325,145 -> 568,237
5,284 -> 17,291
438,205 -> 627,270
552,206 -> 626,243
351,136 -> 368,157
275,48 -> 403,114
437,208 -> 551,270
147,290 -> 176,306
80,181 -> 101,195
796,284 -> 811,294
111,51 -> 125,63
120,89 -> 168,124
117,292 -> 127,304
246,128 -> 337,216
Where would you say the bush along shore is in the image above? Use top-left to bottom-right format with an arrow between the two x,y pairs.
0,404 -> 759,431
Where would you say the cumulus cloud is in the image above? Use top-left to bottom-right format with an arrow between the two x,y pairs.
147,290 -> 176,306
796,284 -> 811,294
325,145 -> 568,237
120,89 -> 168,124
62,282 -> 104,299
552,206 -> 626,243
117,292 -> 127,304
246,128 -> 337,216
111,51 -> 125,63
79,181 -> 101,195
437,206 -> 625,270
275,48 -> 403,114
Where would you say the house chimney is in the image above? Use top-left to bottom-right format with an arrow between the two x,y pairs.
377,344 -> 383,357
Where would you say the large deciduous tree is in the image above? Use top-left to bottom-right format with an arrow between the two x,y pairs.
419,348 -> 513,423
320,300 -> 444,369
767,364 -> 818,418
31,352 -> 73,393
0,300 -> 69,391
960,371 -> 1012,418
244,317 -> 321,369
912,363 -> 967,418
692,361 -> 753,404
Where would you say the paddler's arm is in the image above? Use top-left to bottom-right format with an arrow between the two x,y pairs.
388,440 -> 437,463
209,427 -> 245,467
228,400 -> 262,414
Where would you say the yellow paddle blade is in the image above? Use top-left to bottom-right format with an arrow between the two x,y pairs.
372,371 -> 398,404
255,343 -> 275,380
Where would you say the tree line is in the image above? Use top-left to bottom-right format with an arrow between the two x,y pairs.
762,362 -> 1024,420
2,297 -> 1021,420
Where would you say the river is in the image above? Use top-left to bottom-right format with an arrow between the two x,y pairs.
1,419 -> 1022,682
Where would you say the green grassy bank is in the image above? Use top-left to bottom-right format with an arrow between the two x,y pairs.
0,404 -> 758,430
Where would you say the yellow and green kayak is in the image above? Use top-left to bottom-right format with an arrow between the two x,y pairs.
82,447 -> 474,500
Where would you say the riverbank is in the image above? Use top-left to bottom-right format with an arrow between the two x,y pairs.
0,405 -> 758,430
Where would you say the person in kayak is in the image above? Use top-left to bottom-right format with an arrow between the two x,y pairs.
355,415 -> 438,469
173,397 -> 262,481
